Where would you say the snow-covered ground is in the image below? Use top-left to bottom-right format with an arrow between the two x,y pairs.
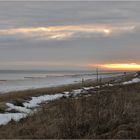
23,94 -> 64,108
0,80 -> 120,126
122,78 -> 140,85
0,86 -> 95,126
0,75 -> 138,126
6,103 -> 31,113
0,113 -> 27,125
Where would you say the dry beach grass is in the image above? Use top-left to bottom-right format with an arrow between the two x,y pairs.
0,73 -> 139,139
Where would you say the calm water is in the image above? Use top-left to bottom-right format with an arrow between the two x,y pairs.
0,70 -> 94,80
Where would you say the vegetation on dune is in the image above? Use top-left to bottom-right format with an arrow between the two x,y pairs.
0,80 -> 140,139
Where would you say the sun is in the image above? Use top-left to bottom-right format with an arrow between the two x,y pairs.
103,29 -> 111,35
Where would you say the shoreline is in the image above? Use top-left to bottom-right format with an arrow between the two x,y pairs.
0,73 -> 125,94
0,74 -> 132,103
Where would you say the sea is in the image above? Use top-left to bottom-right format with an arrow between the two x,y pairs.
0,70 -> 124,93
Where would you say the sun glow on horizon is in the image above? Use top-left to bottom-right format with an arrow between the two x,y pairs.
87,63 -> 140,70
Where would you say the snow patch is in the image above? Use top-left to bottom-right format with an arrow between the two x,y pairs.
0,85 -> 101,126
73,89 -> 82,94
6,103 -> 31,113
72,89 -> 83,97
83,87 -> 94,90
0,113 -> 27,125
23,94 -> 63,108
122,78 -> 140,85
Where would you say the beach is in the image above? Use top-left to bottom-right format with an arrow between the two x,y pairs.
0,1 -> 139,139
0,72 -> 133,122
0,71 -> 127,102
0,70 -> 125,93
0,72 -> 139,138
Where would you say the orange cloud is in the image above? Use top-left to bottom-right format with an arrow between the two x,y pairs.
0,23 -> 136,40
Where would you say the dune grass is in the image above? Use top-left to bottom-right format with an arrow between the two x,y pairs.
0,78 -> 140,138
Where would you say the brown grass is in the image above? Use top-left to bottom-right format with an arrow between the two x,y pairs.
0,79 -> 140,139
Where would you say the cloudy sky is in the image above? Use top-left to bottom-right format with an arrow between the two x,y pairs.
0,1 -> 140,70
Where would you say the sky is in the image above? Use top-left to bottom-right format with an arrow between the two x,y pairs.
0,1 -> 140,71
